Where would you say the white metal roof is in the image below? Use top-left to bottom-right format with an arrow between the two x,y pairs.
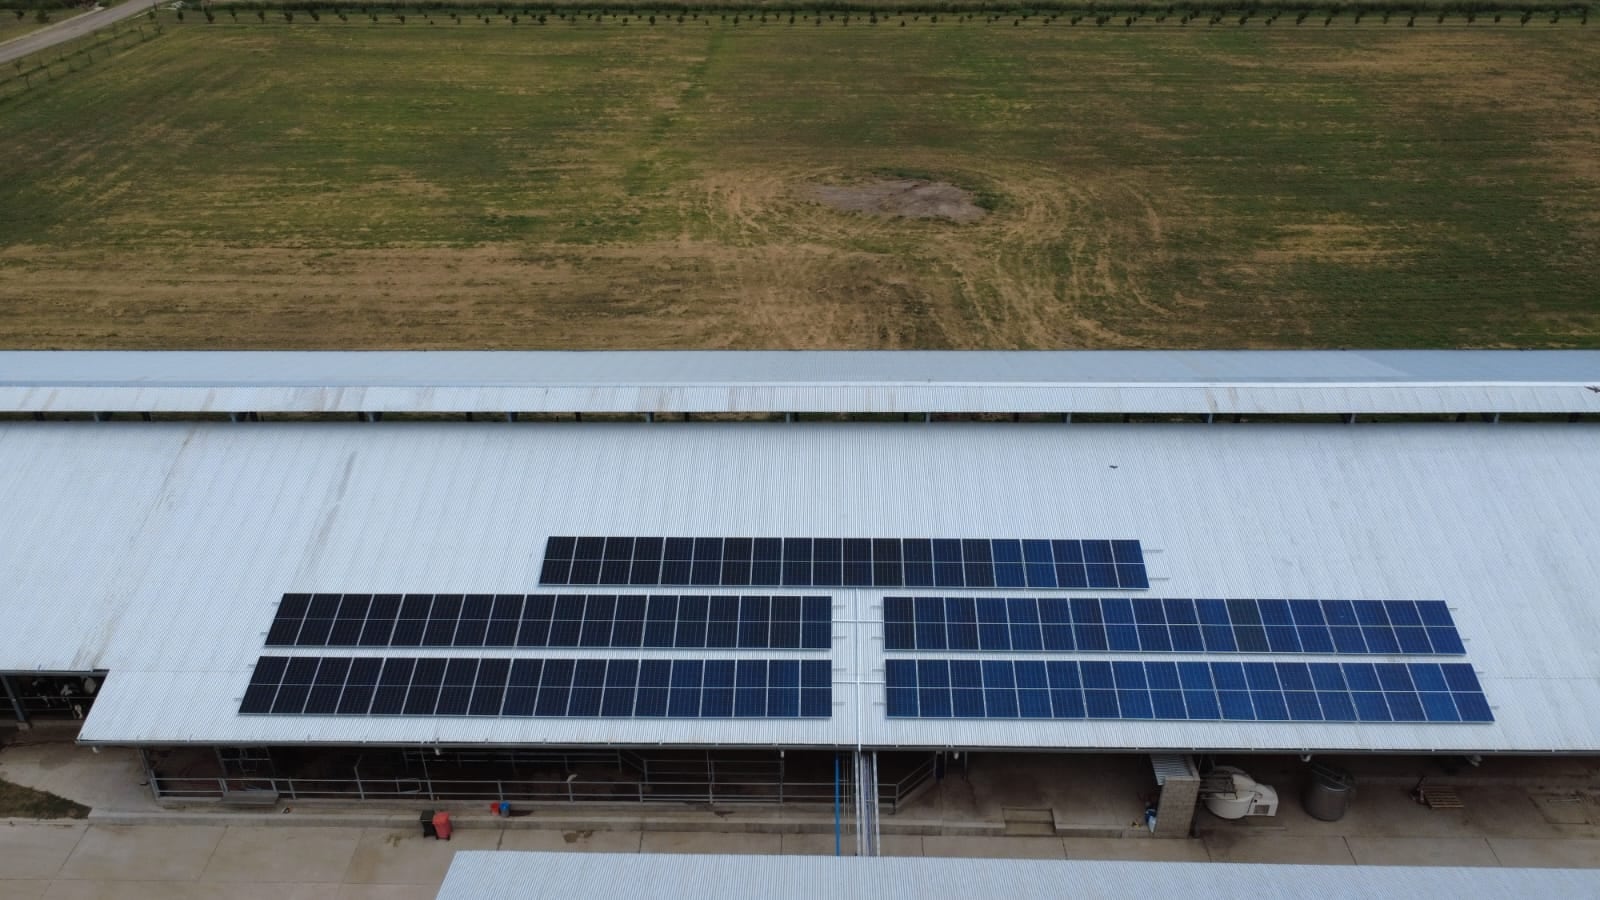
435,852 -> 1600,900
2,350 -> 1597,414
1,420 -> 1596,752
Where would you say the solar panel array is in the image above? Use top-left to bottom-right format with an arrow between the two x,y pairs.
241,656 -> 834,718
883,597 -> 1465,655
539,537 -> 1149,590
884,659 -> 1492,722
244,531 -> 1495,731
266,593 -> 833,651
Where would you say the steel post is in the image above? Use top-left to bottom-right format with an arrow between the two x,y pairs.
834,754 -> 842,857
1,675 -> 26,724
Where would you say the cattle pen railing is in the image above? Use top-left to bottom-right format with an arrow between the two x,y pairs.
147,753 -> 938,813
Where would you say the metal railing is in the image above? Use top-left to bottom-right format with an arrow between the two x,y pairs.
152,774 -> 842,805
153,751 -> 938,812
878,754 -> 937,814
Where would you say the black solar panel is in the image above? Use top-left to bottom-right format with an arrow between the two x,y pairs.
266,593 -> 833,651
883,659 -> 1492,723
241,656 -> 833,719
883,596 -> 1466,655
540,537 -> 1149,590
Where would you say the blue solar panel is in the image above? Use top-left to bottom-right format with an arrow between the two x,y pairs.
883,597 -> 1465,656
541,537 -> 1148,590
267,593 -> 832,651
242,656 -> 833,719
882,659 -> 1492,723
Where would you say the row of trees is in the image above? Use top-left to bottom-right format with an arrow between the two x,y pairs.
6,0 -> 94,10
154,2 -> 1592,23
201,0 -> 1593,15
2,18 -> 157,103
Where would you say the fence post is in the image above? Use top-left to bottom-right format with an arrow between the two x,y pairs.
137,749 -> 160,802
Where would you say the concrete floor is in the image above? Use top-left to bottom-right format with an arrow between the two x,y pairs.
4,727 -> 1600,898
7,819 -> 1600,898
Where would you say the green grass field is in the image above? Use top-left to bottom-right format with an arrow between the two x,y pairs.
0,12 -> 60,42
0,18 -> 1596,349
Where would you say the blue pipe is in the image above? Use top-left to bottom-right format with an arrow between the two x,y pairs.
833,754 -> 841,857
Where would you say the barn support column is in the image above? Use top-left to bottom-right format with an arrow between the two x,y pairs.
2,675 -> 27,725
854,750 -> 881,856
138,749 -> 160,802
1150,754 -> 1200,838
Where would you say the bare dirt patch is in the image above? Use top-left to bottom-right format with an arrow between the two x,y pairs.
811,180 -> 987,224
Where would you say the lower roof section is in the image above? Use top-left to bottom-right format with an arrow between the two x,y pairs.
0,420 -> 1593,752
437,853 -> 1600,900
3,349 -> 1599,414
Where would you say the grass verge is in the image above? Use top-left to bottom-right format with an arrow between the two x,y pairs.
0,778 -> 90,819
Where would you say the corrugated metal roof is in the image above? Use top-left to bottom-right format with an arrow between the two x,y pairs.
0,420 -> 1595,751
2,350 -> 1597,414
435,853 -> 1600,900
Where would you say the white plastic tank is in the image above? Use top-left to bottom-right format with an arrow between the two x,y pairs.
1204,766 -> 1281,819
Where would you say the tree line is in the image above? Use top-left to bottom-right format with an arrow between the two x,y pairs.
187,0 -> 1593,14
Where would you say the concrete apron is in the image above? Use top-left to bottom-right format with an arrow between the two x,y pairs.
85,805 -> 1151,838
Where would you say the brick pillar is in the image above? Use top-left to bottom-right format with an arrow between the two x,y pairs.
1154,773 -> 1200,838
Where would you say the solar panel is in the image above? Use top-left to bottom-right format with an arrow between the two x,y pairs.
883,659 -> 1492,723
883,597 -> 1465,656
540,537 -> 1148,590
267,593 -> 833,651
241,656 -> 834,719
